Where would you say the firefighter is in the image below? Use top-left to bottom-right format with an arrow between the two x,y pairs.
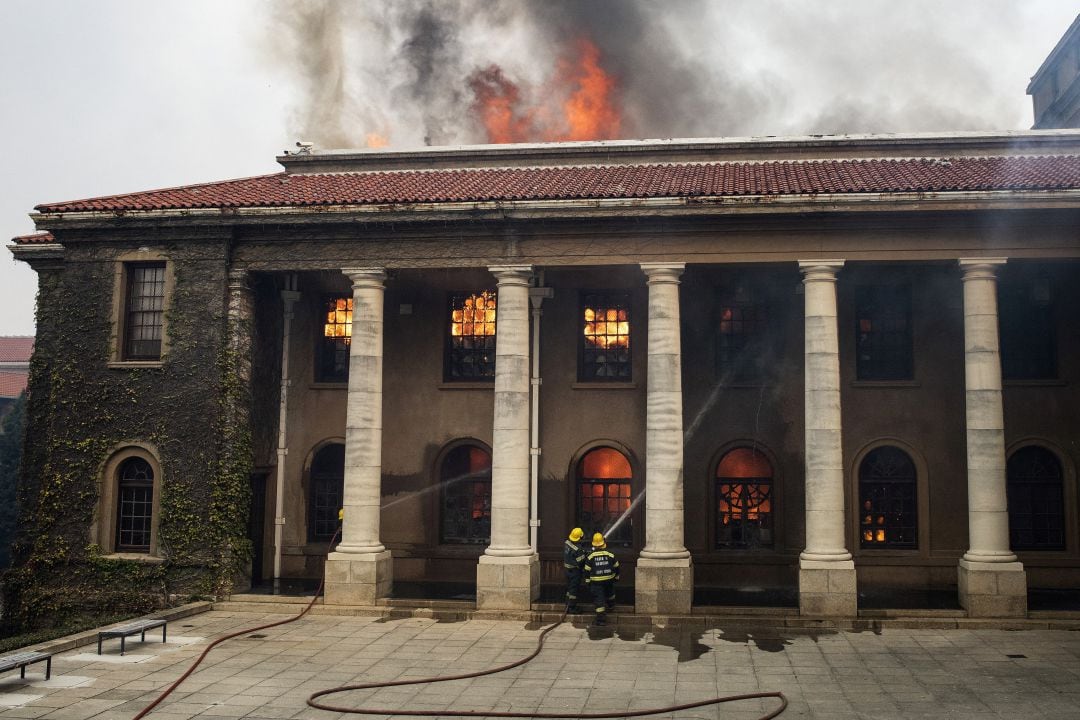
563,527 -> 587,612
584,532 -> 619,625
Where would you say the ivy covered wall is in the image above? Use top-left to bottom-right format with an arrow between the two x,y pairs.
2,235 -> 255,634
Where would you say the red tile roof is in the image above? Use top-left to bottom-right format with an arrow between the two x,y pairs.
11,231 -> 55,245
32,156 -> 1080,214
0,371 -> 28,399
0,337 -> 33,364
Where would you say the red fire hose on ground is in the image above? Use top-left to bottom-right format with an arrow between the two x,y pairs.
133,530 -> 787,720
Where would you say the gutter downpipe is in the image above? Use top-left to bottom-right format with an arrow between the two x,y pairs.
528,275 -> 553,553
274,274 -> 301,589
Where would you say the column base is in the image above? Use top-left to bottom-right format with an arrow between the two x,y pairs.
634,557 -> 693,614
958,559 -> 1027,617
799,558 -> 857,617
476,553 -> 539,610
324,550 -> 393,605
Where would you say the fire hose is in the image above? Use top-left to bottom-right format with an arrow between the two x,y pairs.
133,530 -> 788,720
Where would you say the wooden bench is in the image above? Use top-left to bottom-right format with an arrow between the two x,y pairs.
97,618 -> 167,656
0,651 -> 52,680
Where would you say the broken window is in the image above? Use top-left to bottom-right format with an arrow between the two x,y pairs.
445,291 -> 497,381
580,292 -> 631,381
577,447 -> 633,547
859,446 -> 917,549
317,297 -> 352,383
715,447 -> 774,549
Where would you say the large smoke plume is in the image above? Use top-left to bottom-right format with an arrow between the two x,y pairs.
266,0 -> 1031,150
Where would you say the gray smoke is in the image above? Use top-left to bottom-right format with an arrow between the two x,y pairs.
264,0 -> 1048,149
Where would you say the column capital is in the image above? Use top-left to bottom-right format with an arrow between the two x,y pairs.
343,267 -> 386,289
640,262 -> 685,283
959,257 -> 1007,281
798,259 -> 845,282
488,265 -> 533,285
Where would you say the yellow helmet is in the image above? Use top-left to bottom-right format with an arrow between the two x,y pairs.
592,532 -> 606,548
569,527 -> 584,542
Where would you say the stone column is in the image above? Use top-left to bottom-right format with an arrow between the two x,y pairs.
798,260 -> 856,617
476,265 -> 539,609
957,258 -> 1027,617
224,269 -> 256,590
324,268 -> 393,605
636,263 -> 693,614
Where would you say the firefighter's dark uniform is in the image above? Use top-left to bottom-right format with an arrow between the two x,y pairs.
563,536 -> 587,612
584,542 -> 619,625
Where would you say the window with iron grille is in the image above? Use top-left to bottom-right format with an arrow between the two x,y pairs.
1007,446 -> 1065,551
855,285 -> 913,381
580,292 -> 631,381
309,444 -> 345,541
445,291 -> 497,381
124,264 -> 166,360
116,457 -> 154,552
440,444 -> 492,544
717,285 -> 770,383
576,447 -> 634,546
859,446 -> 917,549
715,447 -> 774,549
999,276 -> 1056,380
317,297 -> 352,383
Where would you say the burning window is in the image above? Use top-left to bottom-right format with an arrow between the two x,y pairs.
317,297 -> 352,383
859,446 -> 917,549
124,263 -> 166,360
446,291 -> 497,381
577,447 -> 633,546
855,284 -> 913,381
116,457 -> 154,552
999,273 -> 1056,380
717,284 -> 770,383
1007,446 -> 1064,551
309,444 -> 345,542
440,444 -> 492,544
580,292 -> 631,381
715,447 -> 773,549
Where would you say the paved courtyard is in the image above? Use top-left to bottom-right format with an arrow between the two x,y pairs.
2,609 -> 1080,720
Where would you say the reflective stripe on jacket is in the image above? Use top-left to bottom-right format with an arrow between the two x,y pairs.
564,540 -> 586,569
583,549 -> 619,583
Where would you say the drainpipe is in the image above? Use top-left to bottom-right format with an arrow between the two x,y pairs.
274,274 -> 300,588
528,275 -> 553,553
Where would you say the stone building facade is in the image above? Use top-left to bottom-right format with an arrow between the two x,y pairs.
10,131 -> 1080,619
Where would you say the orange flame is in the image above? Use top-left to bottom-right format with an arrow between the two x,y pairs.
469,36 -> 621,144
366,132 -> 389,148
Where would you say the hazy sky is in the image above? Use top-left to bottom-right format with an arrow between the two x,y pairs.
1,0 -> 1077,335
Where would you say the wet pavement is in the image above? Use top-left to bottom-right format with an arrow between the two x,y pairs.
3,607 -> 1080,719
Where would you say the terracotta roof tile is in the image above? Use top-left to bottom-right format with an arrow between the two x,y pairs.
0,371 -> 28,399
11,231 -> 55,244
31,156 -> 1080,214
0,337 -> 33,364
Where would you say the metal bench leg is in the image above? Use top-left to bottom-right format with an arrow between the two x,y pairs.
20,665 -> 25,679
120,636 -> 126,656
162,625 -> 167,644
97,635 -> 103,655
45,657 -> 51,680
141,630 -> 146,643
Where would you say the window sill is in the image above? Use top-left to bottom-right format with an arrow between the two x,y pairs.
1003,379 -> 1066,387
108,360 -> 164,370
438,382 -> 495,390
102,553 -> 164,564
850,380 -> 920,388
309,382 -> 348,390
572,382 -> 637,390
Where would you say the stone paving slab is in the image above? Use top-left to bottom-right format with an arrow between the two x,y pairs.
1,610 -> 1080,719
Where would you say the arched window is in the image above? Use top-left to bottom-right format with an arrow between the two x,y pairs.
716,447 -> 773,549
116,457 -> 154,552
576,447 -> 633,546
1007,446 -> 1064,550
440,444 -> 492,544
309,444 -> 345,541
859,446 -> 917,549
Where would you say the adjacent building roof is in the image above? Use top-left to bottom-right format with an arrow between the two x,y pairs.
0,337 -> 33,364
0,371 -> 28,399
30,155 -> 1080,215
11,232 -> 55,246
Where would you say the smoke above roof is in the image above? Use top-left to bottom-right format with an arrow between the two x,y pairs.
265,0 -> 1039,150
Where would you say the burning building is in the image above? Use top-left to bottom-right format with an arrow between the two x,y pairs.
8,130 -> 1080,624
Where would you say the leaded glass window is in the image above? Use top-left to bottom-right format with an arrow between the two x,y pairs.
855,285 -> 913,381
1000,276 -> 1056,380
445,291 -> 497,381
717,285 -> 769,383
577,447 -> 633,546
715,447 -> 773,549
440,444 -> 492,544
317,297 -> 352,383
309,444 -> 345,541
580,293 -> 631,381
1007,446 -> 1065,550
116,457 -> 153,552
124,264 -> 166,360
859,446 -> 917,549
